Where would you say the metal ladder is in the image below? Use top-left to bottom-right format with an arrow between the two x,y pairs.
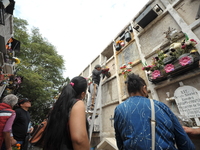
0,84 -> 6,98
88,76 -> 103,141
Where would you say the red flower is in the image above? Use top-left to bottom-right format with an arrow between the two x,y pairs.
181,44 -> 186,49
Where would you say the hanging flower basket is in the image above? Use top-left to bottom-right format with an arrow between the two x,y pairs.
142,35 -> 199,84
166,53 -> 199,78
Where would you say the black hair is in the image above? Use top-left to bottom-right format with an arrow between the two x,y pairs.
43,76 -> 87,150
127,73 -> 146,94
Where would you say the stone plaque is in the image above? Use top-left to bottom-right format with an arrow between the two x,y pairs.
174,86 -> 200,118
117,42 -> 140,68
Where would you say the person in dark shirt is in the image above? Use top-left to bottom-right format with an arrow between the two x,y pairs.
12,98 -> 33,150
87,64 -> 107,112
92,64 -> 102,86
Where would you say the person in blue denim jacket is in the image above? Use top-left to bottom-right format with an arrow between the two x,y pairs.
114,73 -> 195,150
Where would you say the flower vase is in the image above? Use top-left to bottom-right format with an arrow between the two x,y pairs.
125,32 -> 131,42
128,25 -> 133,32
115,43 -> 121,51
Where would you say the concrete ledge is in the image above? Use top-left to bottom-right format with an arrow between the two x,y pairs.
97,138 -> 117,150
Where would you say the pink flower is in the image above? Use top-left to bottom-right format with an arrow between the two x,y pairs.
152,70 -> 161,79
120,41 -> 125,46
179,56 -> 192,66
164,64 -> 174,73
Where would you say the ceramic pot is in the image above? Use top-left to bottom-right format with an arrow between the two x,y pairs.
115,44 -> 121,51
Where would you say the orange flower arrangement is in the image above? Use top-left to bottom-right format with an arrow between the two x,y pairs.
116,40 -> 124,44
116,40 -> 125,47
12,143 -> 21,150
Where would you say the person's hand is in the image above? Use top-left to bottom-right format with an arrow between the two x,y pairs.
10,136 -> 17,146
102,68 -> 109,73
183,126 -> 193,134
183,126 -> 200,135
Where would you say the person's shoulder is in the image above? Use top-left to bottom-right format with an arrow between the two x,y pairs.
71,100 -> 84,109
14,107 -> 24,113
154,99 -> 167,106
154,99 -> 172,111
71,100 -> 85,112
115,99 -> 128,109
14,108 -> 21,111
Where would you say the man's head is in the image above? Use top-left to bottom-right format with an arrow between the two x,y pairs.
18,98 -> 31,110
95,64 -> 101,71
2,94 -> 18,108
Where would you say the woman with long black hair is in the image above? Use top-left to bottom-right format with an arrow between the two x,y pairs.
43,76 -> 89,150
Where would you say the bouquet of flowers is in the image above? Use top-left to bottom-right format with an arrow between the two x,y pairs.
119,62 -> 133,78
169,34 -> 198,58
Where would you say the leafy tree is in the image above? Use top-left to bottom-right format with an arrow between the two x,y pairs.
13,17 -> 67,124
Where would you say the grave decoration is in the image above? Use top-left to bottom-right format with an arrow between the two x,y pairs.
119,62 -> 134,79
142,34 -> 199,84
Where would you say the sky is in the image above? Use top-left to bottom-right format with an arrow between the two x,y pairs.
14,0 -> 149,79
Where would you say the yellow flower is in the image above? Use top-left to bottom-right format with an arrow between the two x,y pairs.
164,54 -> 168,57
190,49 -> 197,53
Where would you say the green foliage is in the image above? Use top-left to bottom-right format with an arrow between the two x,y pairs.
13,17 -> 68,124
